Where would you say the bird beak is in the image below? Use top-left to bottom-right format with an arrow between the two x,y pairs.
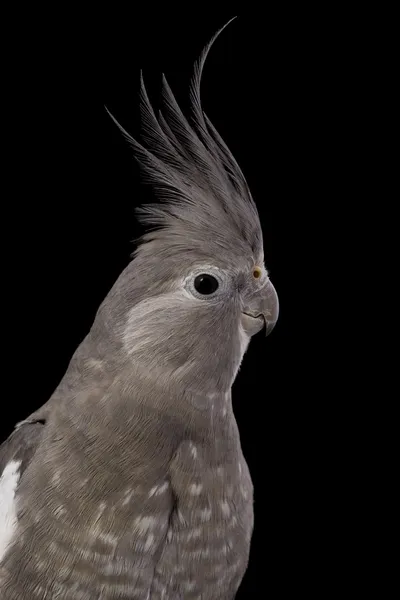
241,280 -> 279,337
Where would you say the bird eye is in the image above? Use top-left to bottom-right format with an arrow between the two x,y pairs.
193,274 -> 219,295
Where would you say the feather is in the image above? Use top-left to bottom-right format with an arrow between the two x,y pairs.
106,18 -> 263,261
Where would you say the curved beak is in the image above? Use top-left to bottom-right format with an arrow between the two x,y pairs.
241,280 -> 279,337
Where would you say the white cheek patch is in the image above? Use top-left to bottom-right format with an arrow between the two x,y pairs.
238,325 -> 250,356
0,460 -> 21,562
232,325 -> 250,381
122,291 -> 197,355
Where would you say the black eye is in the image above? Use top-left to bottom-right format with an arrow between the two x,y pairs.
193,274 -> 219,295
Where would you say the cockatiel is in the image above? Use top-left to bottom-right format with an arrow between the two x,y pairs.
0,19 -> 279,600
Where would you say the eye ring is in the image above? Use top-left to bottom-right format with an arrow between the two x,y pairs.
185,267 -> 224,300
253,266 -> 262,279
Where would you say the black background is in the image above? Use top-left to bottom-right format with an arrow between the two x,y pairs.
1,5 -> 379,598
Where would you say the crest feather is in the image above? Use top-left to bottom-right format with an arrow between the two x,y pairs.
106,17 -> 263,260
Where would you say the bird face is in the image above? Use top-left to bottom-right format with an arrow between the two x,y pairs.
119,253 -> 278,394
181,261 -> 278,338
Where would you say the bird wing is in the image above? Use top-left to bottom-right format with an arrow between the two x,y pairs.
0,418 -> 46,478
0,418 -> 47,563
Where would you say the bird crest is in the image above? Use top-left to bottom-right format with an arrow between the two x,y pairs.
106,17 -> 264,263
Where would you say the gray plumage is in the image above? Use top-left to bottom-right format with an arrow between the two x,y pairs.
0,18 -> 279,599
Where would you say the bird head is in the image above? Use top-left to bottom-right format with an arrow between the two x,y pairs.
101,19 -> 279,396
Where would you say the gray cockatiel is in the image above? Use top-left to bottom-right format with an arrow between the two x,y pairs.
0,20 -> 279,600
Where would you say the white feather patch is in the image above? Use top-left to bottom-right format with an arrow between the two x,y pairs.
0,460 -> 21,562
232,324 -> 250,380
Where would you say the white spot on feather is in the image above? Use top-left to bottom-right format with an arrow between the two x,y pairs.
79,476 -> 89,489
230,515 -> 238,528
184,581 -> 196,591
189,483 -> 203,495
241,485 -> 249,500
53,505 -> 66,518
189,443 -> 198,459
189,547 -> 210,559
220,500 -> 231,518
148,481 -> 169,497
134,516 -> 157,533
86,358 -> 103,370
187,527 -> 202,540
222,541 -> 233,555
0,460 -> 21,562
51,471 -> 61,485
122,488 -> 135,506
199,507 -> 212,522
177,510 -> 188,525
98,532 -> 117,545
144,533 -> 155,551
